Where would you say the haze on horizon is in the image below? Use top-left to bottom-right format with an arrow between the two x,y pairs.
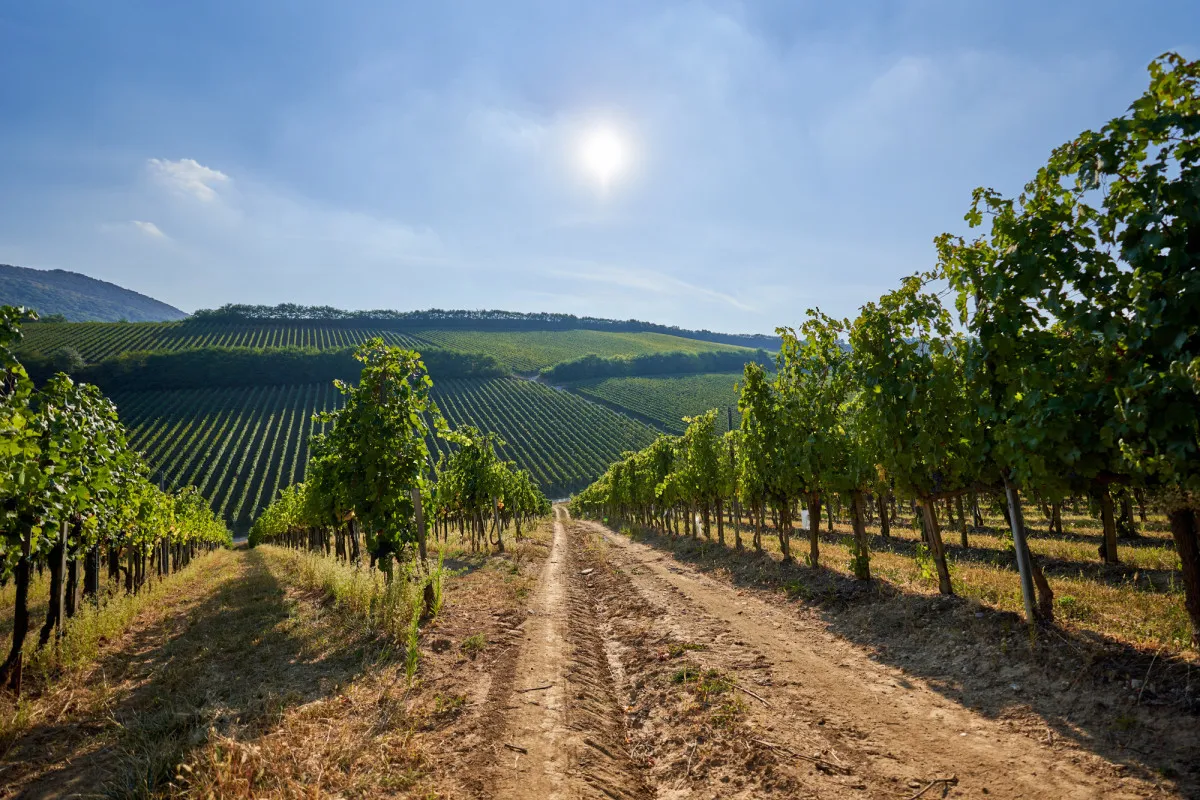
1,1 -> 1195,335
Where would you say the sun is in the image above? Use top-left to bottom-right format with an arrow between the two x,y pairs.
579,127 -> 627,188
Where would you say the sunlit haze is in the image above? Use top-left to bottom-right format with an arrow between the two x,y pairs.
579,127 -> 629,189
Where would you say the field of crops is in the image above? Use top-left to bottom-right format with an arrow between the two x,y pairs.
568,372 -> 743,434
111,377 -> 656,530
20,321 -> 750,372
414,329 -> 748,372
21,321 -> 428,362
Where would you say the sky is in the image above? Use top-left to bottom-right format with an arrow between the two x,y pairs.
1,1 -> 1195,334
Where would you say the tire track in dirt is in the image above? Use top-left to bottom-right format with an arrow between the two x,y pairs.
579,516 -> 1163,800
491,507 -> 646,799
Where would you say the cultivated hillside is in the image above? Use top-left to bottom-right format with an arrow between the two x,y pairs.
16,310 -> 760,528
0,264 -> 187,322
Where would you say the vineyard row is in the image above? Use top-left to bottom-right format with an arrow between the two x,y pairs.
22,321 -> 428,363
113,377 -> 657,530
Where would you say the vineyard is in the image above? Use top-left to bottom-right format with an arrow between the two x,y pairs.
19,320 -> 429,362
568,372 -> 743,433
112,377 -> 657,530
19,320 -> 750,372
428,378 -> 657,494
394,329 -> 747,372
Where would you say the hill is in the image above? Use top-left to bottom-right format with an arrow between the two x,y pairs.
112,377 -> 657,530
14,310 -> 766,529
17,320 -> 760,373
0,264 -> 187,322
567,372 -> 744,434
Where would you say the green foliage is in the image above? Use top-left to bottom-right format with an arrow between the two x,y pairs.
941,52 -> 1200,500
191,305 -> 782,349
119,376 -> 655,531
316,341 -> 438,563
0,303 -> 229,683
848,276 -> 980,500
460,632 -> 487,657
433,425 -> 550,538
914,543 -> 939,585
23,346 -> 507,389
677,411 -> 723,513
249,346 -> 552,564
847,535 -> 871,578
572,52 -> 1200,639
569,372 -> 742,434
405,604 -> 422,680
18,321 -> 429,364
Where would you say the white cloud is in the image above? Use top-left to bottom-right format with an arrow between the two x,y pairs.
98,220 -> 170,241
147,157 -> 229,202
130,220 -> 166,238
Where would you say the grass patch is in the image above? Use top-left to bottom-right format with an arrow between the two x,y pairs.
667,641 -> 707,658
460,632 -> 487,658
670,663 -> 735,703
262,545 -> 428,641
433,692 -> 468,717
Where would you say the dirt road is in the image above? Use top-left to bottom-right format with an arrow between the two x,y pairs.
492,506 -> 645,799
526,510 -> 1168,799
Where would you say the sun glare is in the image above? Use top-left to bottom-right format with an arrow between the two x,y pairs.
579,127 -> 627,188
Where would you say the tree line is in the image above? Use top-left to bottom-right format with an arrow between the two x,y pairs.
248,340 -> 551,615
572,54 -> 1200,645
189,304 -> 781,348
539,348 -> 772,383
22,345 -> 509,390
0,308 -> 231,695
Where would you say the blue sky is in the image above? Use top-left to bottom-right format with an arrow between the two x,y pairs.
1,1 -> 1195,334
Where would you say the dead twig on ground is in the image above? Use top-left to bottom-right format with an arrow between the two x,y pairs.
1136,645 -> 1163,706
751,738 -> 851,775
907,776 -> 958,799
516,683 -> 553,693
503,742 -> 528,754
733,683 -> 772,707
675,741 -> 700,789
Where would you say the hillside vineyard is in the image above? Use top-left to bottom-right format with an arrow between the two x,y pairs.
111,375 -> 661,530
21,321 -> 428,363
20,320 -> 751,372
15,317 -> 750,530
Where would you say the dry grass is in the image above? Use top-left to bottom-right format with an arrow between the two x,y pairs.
257,545 -> 428,642
177,520 -> 556,799
0,519 -> 557,798
629,507 -> 1194,657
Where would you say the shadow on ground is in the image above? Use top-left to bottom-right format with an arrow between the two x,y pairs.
3,549 -> 389,799
611,522 -> 1199,793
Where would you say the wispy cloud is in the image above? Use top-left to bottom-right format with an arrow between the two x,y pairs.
130,220 -> 167,238
551,264 -> 755,312
147,158 -> 229,202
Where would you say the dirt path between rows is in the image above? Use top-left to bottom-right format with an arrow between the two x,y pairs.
492,507 -> 646,799
577,514 -> 1167,800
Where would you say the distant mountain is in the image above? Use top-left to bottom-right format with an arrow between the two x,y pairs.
0,264 -> 187,323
